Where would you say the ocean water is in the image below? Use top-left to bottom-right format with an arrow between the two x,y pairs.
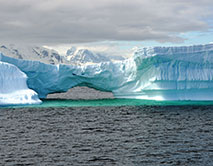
0,100 -> 213,165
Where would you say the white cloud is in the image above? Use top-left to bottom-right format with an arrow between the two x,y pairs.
0,0 -> 212,45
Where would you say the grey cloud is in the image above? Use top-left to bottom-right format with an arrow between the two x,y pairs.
0,0 -> 212,45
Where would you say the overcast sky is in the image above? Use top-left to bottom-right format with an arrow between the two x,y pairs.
0,0 -> 213,47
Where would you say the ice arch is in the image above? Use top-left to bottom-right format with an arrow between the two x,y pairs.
0,53 -> 133,98
1,44 -> 213,101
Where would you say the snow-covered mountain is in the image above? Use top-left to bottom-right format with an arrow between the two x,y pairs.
0,44 -> 124,65
65,46 -> 125,65
0,44 -> 66,64
65,47 -> 111,65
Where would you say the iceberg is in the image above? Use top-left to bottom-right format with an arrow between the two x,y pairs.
0,61 -> 41,106
1,44 -> 213,102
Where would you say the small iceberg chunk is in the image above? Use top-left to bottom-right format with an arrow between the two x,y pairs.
0,61 -> 41,106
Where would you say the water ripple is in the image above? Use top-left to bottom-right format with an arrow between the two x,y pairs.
0,106 -> 213,165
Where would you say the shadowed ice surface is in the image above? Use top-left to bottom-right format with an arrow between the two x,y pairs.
0,105 -> 213,165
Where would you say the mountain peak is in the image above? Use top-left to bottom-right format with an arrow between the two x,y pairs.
65,47 -> 111,65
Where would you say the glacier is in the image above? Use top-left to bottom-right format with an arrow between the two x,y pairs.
0,61 -> 41,105
1,44 -> 213,105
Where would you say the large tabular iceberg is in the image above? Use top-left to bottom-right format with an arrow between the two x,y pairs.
1,44 -> 213,102
0,61 -> 41,105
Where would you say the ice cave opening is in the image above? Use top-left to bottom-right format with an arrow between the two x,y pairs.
47,86 -> 114,100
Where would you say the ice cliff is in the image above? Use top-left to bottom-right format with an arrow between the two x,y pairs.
1,44 -> 213,104
0,61 -> 41,105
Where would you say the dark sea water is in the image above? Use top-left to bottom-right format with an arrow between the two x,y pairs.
0,100 -> 213,165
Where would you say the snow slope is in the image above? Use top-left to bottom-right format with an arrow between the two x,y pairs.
0,61 -> 41,105
1,44 -> 213,102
